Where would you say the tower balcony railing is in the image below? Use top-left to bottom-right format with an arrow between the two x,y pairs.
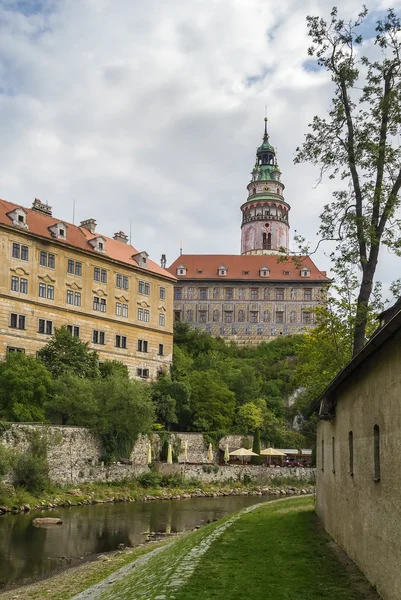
242,214 -> 289,225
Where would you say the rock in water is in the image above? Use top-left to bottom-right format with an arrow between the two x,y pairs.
32,517 -> 62,526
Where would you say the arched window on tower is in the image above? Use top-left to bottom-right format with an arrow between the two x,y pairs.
267,233 -> 272,250
262,233 -> 267,250
253,187 -> 256,195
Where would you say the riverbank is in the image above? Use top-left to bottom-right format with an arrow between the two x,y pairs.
74,497 -> 379,600
1,497 -> 380,600
0,477 -> 314,515
0,538 -> 175,600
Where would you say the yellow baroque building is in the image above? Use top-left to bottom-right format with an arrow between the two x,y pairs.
0,197 -> 176,379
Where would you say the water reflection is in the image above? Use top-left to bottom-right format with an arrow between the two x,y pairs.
0,495 -> 272,589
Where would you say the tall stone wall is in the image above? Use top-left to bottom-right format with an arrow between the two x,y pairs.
0,424 -> 312,486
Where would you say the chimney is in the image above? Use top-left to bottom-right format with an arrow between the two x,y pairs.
32,198 -> 52,216
161,254 -> 166,268
113,231 -> 128,244
80,218 -> 97,234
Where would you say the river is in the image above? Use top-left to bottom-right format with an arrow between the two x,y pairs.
0,494 -> 273,590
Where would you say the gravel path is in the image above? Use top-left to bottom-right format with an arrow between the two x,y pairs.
71,545 -> 171,600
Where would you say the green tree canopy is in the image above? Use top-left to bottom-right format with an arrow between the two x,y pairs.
0,353 -> 52,422
296,6 -> 401,355
188,370 -> 236,432
38,326 -> 100,378
93,375 -> 155,461
45,374 -> 98,426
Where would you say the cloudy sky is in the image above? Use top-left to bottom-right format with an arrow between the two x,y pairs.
0,0 -> 400,294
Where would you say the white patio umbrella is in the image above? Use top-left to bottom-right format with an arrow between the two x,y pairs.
224,444 -> 230,464
229,447 -> 258,464
147,443 -> 152,464
183,440 -> 188,462
260,447 -> 287,465
207,443 -> 213,461
167,443 -> 173,464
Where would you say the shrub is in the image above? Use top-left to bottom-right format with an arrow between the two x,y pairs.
137,469 -> 162,488
0,444 -> 12,479
13,432 -> 50,495
13,453 -> 49,494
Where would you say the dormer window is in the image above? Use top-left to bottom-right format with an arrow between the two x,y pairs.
283,270 -> 290,275
89,236 -> 107,254
132,251 -> 149,268
176,264 -> 187,276
7,208 -> 28,230
260,266 -> 270,277
300,268 -> 311,278
49,222 -> 68,240
218,265 -> 227,277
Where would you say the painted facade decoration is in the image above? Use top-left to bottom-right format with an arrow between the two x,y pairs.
168,119 -> 330,344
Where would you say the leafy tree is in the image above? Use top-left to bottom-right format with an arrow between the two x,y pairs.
236,402 -> 264,433
171,344 -> 194,380
0,353 -> 52,422
230,365 -> 261,405
93,375 -> 154,462
38,326 -> 99,378
45,374 -> 97,426
296,7 -> 401,356
99,360 -> 129,379
188,370 -> 236,432
167,381 -> 191,429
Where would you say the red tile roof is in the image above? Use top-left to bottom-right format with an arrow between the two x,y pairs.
168,254 -> 330,282
0,198 -> 176,281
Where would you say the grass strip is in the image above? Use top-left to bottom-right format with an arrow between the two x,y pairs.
95,497 -> 373,600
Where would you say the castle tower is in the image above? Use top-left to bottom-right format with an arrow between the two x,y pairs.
240,118 -> 290,255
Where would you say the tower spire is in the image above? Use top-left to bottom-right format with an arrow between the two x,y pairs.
240,123 -> 290,256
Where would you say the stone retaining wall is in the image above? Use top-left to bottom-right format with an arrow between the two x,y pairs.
0,424 -> 314,486
157,463 -> 316,484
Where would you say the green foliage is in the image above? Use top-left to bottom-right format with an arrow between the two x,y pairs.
0,444 -> 12,478
93,375 -> 155,463
13,432 -> 50,494
38,326 -> 100,378
188,370 -> 236,432
46,374 -> 97,426
99,360 -> 129,379
251,429 -> 261,465
0,352 -> 52,422
236,403 -> 264,433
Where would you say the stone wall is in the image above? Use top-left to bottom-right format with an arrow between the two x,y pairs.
157,463 -> 316,485
0,424 -> 313,486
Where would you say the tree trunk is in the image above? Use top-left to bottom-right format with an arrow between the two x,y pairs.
352,257 -> 378,357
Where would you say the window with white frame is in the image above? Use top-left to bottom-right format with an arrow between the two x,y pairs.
10,313 -> 25,330
38,319 -> 53,335
159,313 -> 165,326
67,325 -> 80,337
115,335 -> 127,349
93,296 -> 106,312
92,330 -> 105,345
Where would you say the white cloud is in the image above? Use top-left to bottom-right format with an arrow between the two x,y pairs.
0,0 -> 400,294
